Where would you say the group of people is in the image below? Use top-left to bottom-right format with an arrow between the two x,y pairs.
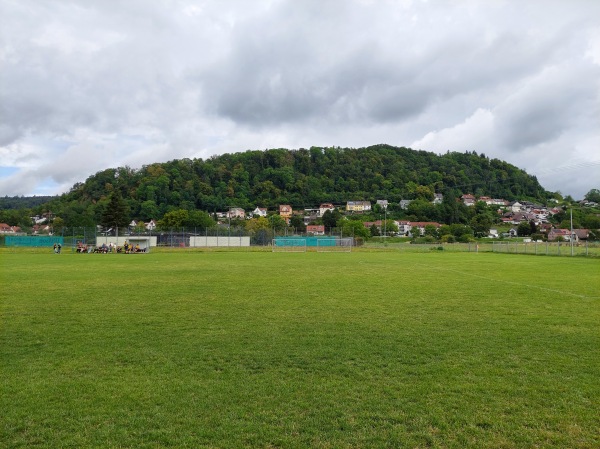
94,243 -> 111,253
76,242 -> 92,253
117,242 -> 145,253
57,241 -> 146,254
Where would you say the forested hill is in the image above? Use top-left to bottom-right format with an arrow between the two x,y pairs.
48,144 -> 549,223
0,195 -> 57,210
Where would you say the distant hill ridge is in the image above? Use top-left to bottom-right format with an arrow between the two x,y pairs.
42,144 -> 549,222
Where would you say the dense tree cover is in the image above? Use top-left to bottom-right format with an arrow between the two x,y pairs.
0,196 -> 57,228
26,145 -> 551,227
4,146 -> 600,239
0,195 -> 56,210
0,208 -> 32,229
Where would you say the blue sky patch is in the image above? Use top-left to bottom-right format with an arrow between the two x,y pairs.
0,166 -> 20,177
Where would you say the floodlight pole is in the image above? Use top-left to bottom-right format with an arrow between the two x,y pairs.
383,204 -> 387,246
570,207 -> 574,257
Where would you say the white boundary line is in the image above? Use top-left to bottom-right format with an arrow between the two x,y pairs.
414,263 -> 598,300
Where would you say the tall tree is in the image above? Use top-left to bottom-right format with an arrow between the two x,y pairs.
584,189 -> 600,203
101,190 -> 129,230
157,209 -> 189,230
322,209 -> 342,231
185,210 -> 215,229
517,221 -> 532,237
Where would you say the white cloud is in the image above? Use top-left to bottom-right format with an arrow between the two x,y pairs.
412,108 -> 495,155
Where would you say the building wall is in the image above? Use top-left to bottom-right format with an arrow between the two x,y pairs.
189,236 -> 250,247
95,236 -> 157,247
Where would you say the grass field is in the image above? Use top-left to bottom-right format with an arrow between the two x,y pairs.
1,250 -> 599,448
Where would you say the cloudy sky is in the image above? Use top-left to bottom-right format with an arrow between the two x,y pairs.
1,0 -> 599,199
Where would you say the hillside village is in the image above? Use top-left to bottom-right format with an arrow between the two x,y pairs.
5,193 -> 597,243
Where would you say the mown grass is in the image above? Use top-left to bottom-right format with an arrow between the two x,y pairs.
1,251 -> 599,448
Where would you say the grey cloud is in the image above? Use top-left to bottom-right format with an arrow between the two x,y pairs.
496,65 -> 600,151
1,0 -> 599,199
198,0 -> 582,129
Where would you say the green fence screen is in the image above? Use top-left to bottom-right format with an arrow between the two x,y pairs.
5,236 -> 64,247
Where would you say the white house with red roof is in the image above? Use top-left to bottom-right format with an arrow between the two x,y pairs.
252,207 -> 268,218
410,221 -> 442,236
318,203 -> 335,217
397,220 -> 412,235
0,223 -> 20,234
461,194 -> 476,206
306,225 -> 325,235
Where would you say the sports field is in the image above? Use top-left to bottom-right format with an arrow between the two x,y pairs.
1,250 -> 599,448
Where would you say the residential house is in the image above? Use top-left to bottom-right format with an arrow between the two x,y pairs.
306,225 -> 325,235
318,203 -> 335,217
521,201 -> 541,212
478,196 -> 492,205
538,223 -> 553,234
363,220 -> 383,232
397,220 -> 411,236
227,208 -> 246,219
508,212 -> 536,225
0,223 -> 18,234
410,222 -> 442,236
145,220 -> 157,231
346,201 -> 371,213
32,224 -> 53,234
303,208 -> 319,225
488,228 -> 499,238
399,200 -> 412,210
548,208 -> 562,216
252,207 -> 268,218
279,205 -> 293,223
461,194 -> 476,206
433,193 -> 444,205
573,229 -> 590,242
501,217 -> 515,225
376,199 -> 389,209
532,209 -> 548,222
510,201 -> 523,213
31,215 -> 48,225
547,228 -> 571,241
0,223 -> 12,233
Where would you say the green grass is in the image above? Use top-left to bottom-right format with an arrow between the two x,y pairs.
1,251 -> 599,448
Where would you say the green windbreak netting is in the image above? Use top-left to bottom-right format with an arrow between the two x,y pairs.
5,236 -> 64,247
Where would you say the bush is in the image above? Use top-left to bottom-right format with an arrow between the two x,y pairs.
411,236 -> 437,244
458,234 -> 474,243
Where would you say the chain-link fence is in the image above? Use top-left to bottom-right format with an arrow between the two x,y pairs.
492,240 -> 599,257
6,226 -> 353,250
4,227 -> 598,257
